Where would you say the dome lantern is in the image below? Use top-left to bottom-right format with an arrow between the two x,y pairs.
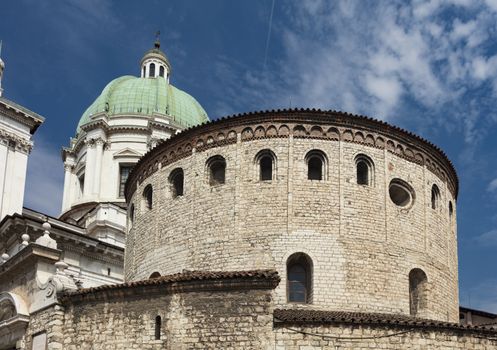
140,34 -> 171,82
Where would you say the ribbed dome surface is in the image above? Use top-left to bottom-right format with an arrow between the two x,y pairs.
77,76 -> 209,132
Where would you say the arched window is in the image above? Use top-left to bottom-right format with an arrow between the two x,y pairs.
207,156 -> 226,186
169,168 -> 184,197
155,315 -> 161,340
159,66 -> 165,77
287,253 -> 313,304
355,154 -> 374,186
149,63 -> 156,77
143,184 -> 153,210
431,184 -> 440,209
255,149 -> 276,181
409,268 -> 428,316
149,272 -> 161,279
305,150 -> 327,180
449,201 -> 454,219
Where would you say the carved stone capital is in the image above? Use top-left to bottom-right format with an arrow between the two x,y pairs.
0,129 -> 33,154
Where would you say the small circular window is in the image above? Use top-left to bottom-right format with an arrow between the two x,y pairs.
389,179 -> 415,207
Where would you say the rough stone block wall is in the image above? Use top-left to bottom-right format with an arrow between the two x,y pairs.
43,288 -> 275,350
22,305 -> 65,350
274,324 -> 497,350
127,117 -> 459,322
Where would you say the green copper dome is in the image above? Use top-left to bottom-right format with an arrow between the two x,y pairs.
77,75 -> 209,132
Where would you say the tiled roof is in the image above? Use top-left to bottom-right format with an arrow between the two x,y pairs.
274,309 -> 497,333
62,269 -> 280,300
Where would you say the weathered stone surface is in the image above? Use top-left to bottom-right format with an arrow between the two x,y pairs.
126,113 -> 458,322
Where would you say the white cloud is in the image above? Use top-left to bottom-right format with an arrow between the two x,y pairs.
488,178 -> 497,192
24,137 -> 64,217
211,0 -> 497,139
475,229 -> 497,245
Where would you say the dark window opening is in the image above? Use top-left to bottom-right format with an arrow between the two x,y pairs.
155,315 -> 161,340
107,268 -> 111,276
170,169 -> 184,197
159,66 -> 165,77
142,66 -> 145,77
119,165 -> 133,197
287,253 -> 313,304
143,185 -> 153,210
78,174 -> 85,195
431,184 -> 440,209
308,157 -> 323,180
149,63 -> 156,77
150,272 -> 161,279
449,201 -> 453,218
208,157 -> 226,186
389,179 -> 414,207
260,156 -> 273,181
357,161 -> 369,185
129,204 -> 135,225
355,155 -> 374,186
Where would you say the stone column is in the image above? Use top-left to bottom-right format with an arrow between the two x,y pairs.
83,139 -> 96,197
61,162 -> 74,212
93,138 -> 104,196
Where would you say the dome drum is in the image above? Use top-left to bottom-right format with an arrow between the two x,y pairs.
125,109 -> 459,322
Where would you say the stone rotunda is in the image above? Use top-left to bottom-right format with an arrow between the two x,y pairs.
1,39 -> 497,349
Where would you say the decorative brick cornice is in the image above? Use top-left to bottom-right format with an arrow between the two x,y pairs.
60,269 -> 280,304
125,109 -> 459,200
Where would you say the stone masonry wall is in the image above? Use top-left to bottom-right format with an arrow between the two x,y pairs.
126,115 -> 459,322
44,288 -> 274,349
274,323 -> 497,350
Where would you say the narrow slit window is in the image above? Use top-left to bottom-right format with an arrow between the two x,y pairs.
155,316 -> 161,340
159,66 -> 165,77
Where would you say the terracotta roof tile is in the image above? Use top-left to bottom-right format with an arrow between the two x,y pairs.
274,309 -> 497,333
63,269 -> 279,298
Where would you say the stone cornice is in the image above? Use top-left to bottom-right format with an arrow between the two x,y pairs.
0,209 -> 124,257
0,96 -> 44,134
0,244 -> 61,279
60,269 -> 280,304
125,109 -> 459,200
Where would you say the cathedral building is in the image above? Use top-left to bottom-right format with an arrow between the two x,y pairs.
0,41 -> 496,349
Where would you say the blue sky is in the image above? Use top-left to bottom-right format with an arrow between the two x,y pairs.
1,0 -> 497,312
